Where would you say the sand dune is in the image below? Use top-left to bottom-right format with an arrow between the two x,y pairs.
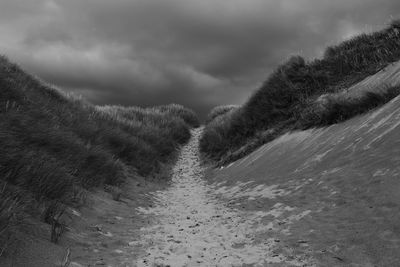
210,93 -> 400,266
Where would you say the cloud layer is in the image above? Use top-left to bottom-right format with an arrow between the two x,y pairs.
1,0 -> 400,117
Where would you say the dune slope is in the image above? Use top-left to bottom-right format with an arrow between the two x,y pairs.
208,91 -> 400,266
0,55 -> 199,265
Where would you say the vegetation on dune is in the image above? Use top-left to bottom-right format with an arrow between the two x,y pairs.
154,104 -> 200,128
297,85 -> 400,128
0,183 -> 27,256
200,21 -> 400,162
0,55 -> 198,251
96,105 -> 192,163
206,105 -> 239,123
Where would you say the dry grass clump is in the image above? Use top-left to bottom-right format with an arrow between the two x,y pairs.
200,20 -> 400,163
0,55 -> 198,247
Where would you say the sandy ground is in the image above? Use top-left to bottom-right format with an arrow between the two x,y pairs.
0,128 -> 314,267
3,100 -> 400,266
0,171 -> 166,267
135,128 -> 314,267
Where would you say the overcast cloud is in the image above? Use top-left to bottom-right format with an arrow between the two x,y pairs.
1,0 -> 400,118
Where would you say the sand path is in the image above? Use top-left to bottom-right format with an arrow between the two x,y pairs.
135,128 -> 312,266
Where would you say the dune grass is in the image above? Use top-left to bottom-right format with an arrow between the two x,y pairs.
154,104 -> 200,128
297,85 -> 400,128
200,21 -> 400,162
0,183 -> 27,256
206,105 -> 239,123
0,55 -> 198,250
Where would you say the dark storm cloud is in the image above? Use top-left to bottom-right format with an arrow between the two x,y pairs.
1,0 -> 400,118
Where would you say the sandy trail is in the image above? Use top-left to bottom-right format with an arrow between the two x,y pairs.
135,128 -> 312,267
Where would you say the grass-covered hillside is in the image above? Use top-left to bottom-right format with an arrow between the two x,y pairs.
0,55 -> 198,252
200,20 -> 400,164
205,105 -> 239,124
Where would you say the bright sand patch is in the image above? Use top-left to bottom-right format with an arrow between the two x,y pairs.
135,128 -> 314,266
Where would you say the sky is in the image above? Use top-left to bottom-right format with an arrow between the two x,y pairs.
1,0 -> 400,118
